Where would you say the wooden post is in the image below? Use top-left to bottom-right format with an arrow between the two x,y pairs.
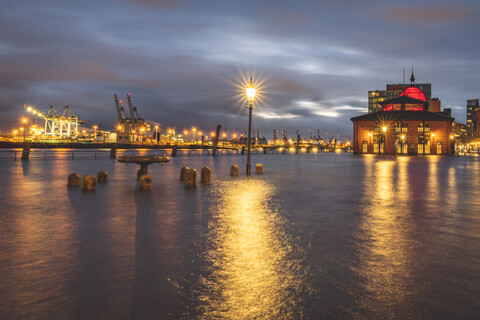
212,125 -> 222,156
21,142 -> 31,160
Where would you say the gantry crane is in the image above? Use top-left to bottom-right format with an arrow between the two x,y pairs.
114,93 -> 150,142
24,104 -> 85,137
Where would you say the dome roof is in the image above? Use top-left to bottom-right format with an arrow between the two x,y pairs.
400,87 -> 426,101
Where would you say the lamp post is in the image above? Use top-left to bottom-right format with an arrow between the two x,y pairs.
382,126 -> 387,159
192,128 -> 196,143
245,78 -> 257,175
368,132 -> 372,153
431,133 -> 435,154
155,125 -> 159,144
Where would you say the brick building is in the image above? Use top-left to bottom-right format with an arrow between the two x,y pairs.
352,85 -> 454,156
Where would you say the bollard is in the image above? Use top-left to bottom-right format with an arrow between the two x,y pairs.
97,170 -> 108,183
179,166 -> 190,181
139,174 -> 153,191
255,163 -> 264,174
67,173 -> 81,187
184,169 -> 197,187
81,174 -> 96,191
21,143 -> 31,160
201,167 -> 211,185
110,146 -> 117,159
230,165 -> 239,177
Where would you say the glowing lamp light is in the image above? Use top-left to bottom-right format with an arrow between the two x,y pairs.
382,126 -> 387,133
184,130 -> 188,135
432,133 -> 435,138
245,78 -> 257,104
401,135 -> 405,140
22,118 -> 27,123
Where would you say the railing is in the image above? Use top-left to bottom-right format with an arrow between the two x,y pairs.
0,147 -> 336,160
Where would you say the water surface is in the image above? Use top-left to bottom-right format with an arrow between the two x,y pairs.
0,153 -> 479,319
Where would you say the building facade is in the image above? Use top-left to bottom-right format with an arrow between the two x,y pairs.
368,83 -> 432,113
466,98 -> 479,135
354,84 -> 454,156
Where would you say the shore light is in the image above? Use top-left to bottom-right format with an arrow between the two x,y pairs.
245,77 -> 257,175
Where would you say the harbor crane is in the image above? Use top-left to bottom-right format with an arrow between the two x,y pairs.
114,93 -> 150,142
24,104 -> 85,137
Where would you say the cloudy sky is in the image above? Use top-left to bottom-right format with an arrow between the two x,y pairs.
1,0 -> 479,140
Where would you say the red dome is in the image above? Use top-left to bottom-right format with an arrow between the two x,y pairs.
400,87 -> 426,101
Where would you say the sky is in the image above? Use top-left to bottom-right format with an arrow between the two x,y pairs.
1,0 -> 479,140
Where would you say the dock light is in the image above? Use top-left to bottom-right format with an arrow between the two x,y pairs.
168,129 -> 172,134
450,135 -> 454,139
27,106 -> 32,112
82,130 -> 86,134
233,134 -> 237,139
401,135 -> 405,140
432,133 -> 435,138
223,133 -> 226,138
211,132 -> 215,137
245,78 -> 257,175
117,125 -> 123,131
368,132 -> 372,137
198,131 -> 202,136
382,126 -> 387,159
184,130 -> 188,135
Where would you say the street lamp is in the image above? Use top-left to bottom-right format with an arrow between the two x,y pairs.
155,125 -> 159,144
382,126 -> 387,159
245,78 -> 257,175
93,125 -> 98,140
431,133 -> 435,154
368,132 -> 372,152
401,134 -> 405,155
192,127 -> 196,143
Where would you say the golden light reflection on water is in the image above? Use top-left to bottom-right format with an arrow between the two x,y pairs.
198,180 -> 306,319
357,158 -> 414,315
426,156 -> 439,208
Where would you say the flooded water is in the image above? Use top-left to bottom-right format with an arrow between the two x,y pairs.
0,152 -> 479,319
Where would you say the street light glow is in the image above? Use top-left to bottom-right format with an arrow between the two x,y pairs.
246,78 -> 257,104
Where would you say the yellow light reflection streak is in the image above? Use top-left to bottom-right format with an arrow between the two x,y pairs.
357,159 -> 412,316
199,180 -> 304,319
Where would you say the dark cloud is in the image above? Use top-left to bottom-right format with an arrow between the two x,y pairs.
379,5 -> 476,23
0,0 -> 479,137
